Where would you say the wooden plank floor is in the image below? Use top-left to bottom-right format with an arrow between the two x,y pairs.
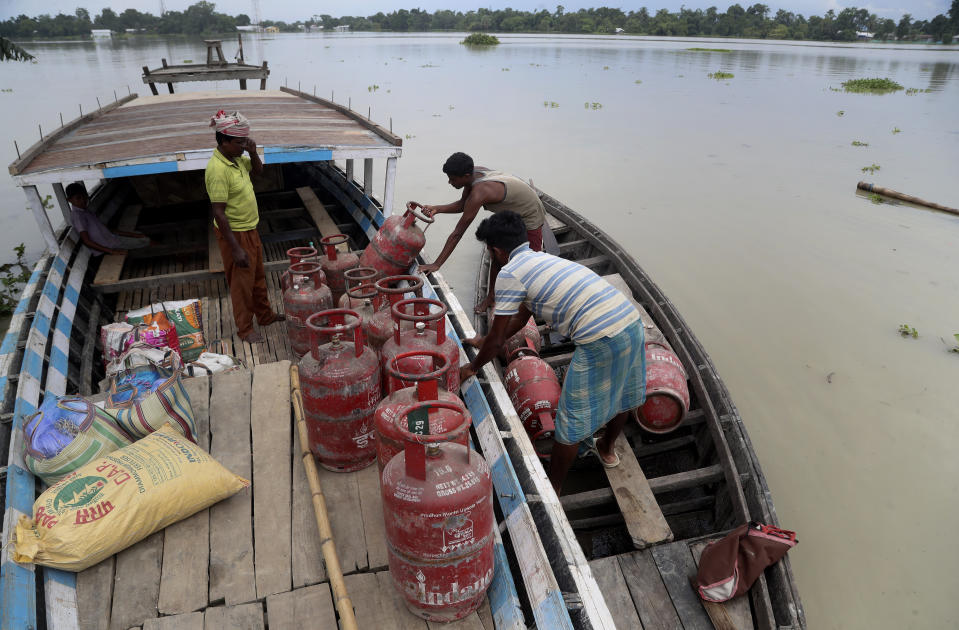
588,539 -> 755,630
78,360 -> 488,629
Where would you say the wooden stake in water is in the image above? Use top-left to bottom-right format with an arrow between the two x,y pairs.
113,89 -> 117,103
59,112 -> 63,127
96,96 -> 101,112
38,124 -> 42,140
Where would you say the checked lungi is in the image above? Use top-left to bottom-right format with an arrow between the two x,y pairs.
554,318 -> 646,445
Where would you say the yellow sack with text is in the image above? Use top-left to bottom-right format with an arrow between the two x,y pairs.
12,423 -> 248,572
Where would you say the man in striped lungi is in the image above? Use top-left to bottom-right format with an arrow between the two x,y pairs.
460,211 -> 646,493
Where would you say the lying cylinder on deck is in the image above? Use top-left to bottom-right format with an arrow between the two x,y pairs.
375,350 -> 469,473
280,245 -> 322,291
635,341 -> 690,434
380,298 -> 460,395
319,234 -> 359,306
382,401 -> 494,622
358,202 -> 433,279
283,261 -> 333,357
299,309 -> 380,472
504,344 -> 560,459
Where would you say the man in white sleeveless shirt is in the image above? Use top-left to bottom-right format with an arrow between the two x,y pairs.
414,152 -> 546,313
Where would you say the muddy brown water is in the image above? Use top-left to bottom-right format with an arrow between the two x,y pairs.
0,32 -> 957,629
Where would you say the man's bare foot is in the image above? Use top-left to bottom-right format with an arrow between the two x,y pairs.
473,296 -> 494,314
241,331 -> 265,343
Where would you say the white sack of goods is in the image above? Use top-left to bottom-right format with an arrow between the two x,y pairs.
11,424 -> 248,572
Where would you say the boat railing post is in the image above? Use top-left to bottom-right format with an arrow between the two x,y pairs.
52,183 -> 71,228
363,158 -> 373,196
384,157 -> 397,218
345,159 -> 354,184
25,185 -> 58,252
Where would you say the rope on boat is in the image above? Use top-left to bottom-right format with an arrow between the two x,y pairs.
290,365 -> 359,630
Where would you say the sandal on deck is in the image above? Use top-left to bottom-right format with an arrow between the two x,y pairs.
584,437 -> 621,469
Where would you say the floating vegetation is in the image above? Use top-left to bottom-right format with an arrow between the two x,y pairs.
603,66 -> 610,70
869,193 -> 884,204
851,140 -> 869,146
0,88 -> 12,93
420,63 -> 437,68
861,163 -> 881,174
529,63 -> 543,67
543,101 -> 559,108
584,102 -> 603,110
183,59 -> 193,63
404,133 -> 415,139
950,334 -> 959,354
634,79 -> 642,84
324,46 -> 330,49
892,127 -> 902,134
898,324 -> 919,339
836,110 -> 845,116
448,105 -> 455,110
367,84 -> 379,92
461,33 -> 500,46
688,47 -> 732,52
501,67 -> 510,71
905,87 -> 931,95
708,71 -> 734,79
840,78 -> 903,94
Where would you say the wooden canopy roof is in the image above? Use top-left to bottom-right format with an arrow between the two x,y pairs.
9,88 -> 402,186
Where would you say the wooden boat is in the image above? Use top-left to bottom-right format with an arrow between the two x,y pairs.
466,193 -> 807,629
0,85 -> 804,630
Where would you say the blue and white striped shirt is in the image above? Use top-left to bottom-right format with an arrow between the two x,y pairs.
494,244 -> 639,344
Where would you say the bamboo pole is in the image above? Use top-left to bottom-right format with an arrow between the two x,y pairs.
857,181 -> 959,216
290,365 -> 359,630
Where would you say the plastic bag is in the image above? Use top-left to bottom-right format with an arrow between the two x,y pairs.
13,424 -> 248,572
23,396 -> 134,486
100,322 -> 134,368
127,300 -> 205,362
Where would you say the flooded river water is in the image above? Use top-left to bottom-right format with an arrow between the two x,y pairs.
1,32 -> 957,629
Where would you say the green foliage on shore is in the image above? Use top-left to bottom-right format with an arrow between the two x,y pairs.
841,77 -> 904,93
1,3 -> 956,43
461,33 -> 500,45
0,244 -> 32,316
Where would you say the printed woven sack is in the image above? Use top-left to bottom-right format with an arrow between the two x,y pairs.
696,521 -> 798,603
12,423 -> 249,572
100,322 -> 135,368
127,300 -> 205,362
125,318 -> 181,360
105,342 -> 174,378
105,357 -> 196,442
22,396 -> 134,486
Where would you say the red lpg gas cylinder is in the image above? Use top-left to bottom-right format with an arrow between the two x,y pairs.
359,203 -> 434,279
338,267 -> 379,308
503,345 -> 560,459
382,401 -> 494,621
380,298 -> 460,395
299,310 -> 381,472
319,234 -> 359,305
284,262 -> 333,357
635,341 -> 690,434
375,350 -> 469,473
367,275 -> 424,354
281,246 -> 323,291
500,316 -> 541,361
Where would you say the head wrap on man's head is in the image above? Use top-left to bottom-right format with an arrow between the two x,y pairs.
210,110 -> 250,137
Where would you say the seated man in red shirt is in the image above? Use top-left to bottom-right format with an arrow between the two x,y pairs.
66,182 -> 149,255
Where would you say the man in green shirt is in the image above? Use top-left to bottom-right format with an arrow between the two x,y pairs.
205,110 -> 283,343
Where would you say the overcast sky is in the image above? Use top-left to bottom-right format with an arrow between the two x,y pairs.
0,1 -> 950,23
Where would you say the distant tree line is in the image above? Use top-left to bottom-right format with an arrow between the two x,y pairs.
1,1 -> 957,44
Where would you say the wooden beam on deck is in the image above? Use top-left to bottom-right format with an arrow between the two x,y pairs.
93,205 -> 142,286
603,435 -> 673,549
295,186 -> 349,251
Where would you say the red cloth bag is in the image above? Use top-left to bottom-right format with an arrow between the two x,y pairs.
696,521 -> 797,602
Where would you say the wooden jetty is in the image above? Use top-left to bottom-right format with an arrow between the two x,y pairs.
141,39 -> 269,94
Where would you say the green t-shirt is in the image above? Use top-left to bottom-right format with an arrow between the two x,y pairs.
205,149 -> 258,231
